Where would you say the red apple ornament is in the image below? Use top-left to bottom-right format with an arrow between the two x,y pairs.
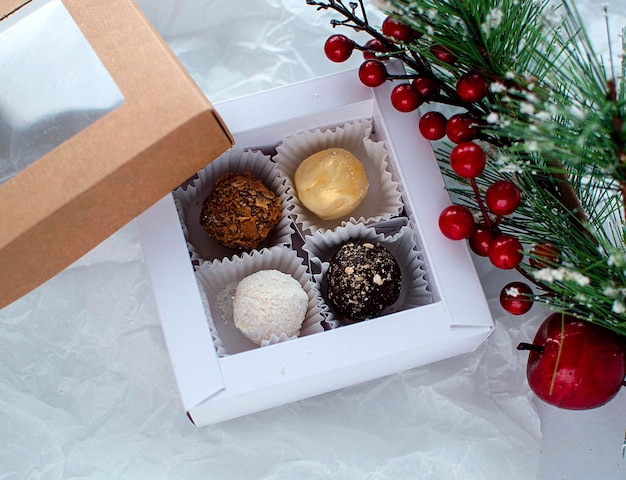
518,313 -> 626,410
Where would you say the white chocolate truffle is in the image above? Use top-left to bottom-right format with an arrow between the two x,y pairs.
233,270 -> 308,345
294,148 -> 369,220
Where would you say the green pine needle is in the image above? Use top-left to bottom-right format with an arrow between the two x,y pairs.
391,0 -> 626,333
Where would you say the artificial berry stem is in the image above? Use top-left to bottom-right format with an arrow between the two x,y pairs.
357,0 -> 368,25
308,0 -> 487,117
386,73 -> 422,81
470,178 -> 492,229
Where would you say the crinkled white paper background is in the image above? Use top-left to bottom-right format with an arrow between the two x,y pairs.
1,1 -> 625,479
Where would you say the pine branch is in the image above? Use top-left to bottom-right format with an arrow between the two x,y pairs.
433,0 -> 626,328
311,0 -> 626,333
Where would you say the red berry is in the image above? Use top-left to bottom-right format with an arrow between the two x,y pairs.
456,72 -> 489,103
489,235 -> 523,269
358,60 -> 388,87
324,34 -> 355,63
500,281 -> 534,315
449,142 -> 486,178
439,205 -> 475,240
468,224 -> 495,257
419,111 -> 447,140
390,83 -> 423,112
529,243 -> 562,269
412,77 -> 440,99
430,44 -> 457,64
382,16 -> 419,42
446,113 -> 479,143
363,39 -> 387,60
485,181 -> 521,216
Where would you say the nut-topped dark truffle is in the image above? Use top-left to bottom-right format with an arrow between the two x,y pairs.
326,241 -> 401,320
200,172 -> 281,250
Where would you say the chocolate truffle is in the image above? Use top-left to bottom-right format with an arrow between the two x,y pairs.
326,241 -> 401,320
233,270 -> 308,345
200,172 -> 281,250
294,148 -> 369,220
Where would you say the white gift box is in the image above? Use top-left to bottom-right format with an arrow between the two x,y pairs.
136,61 -> 494,426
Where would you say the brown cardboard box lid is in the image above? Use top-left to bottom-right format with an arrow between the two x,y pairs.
0,0 -> 234,308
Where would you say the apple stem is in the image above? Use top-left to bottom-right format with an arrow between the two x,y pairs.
517,342 -> 544,353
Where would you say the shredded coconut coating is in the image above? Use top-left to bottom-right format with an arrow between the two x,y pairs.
233,270 -> 308,345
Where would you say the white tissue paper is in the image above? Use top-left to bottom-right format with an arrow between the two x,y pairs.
1,1 -> 625,479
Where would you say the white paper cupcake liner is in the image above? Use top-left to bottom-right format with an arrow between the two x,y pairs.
198,284 -> 229,357
273,119 -> 403,236
195,246 -> 326,356
173,148 -> 294,266
303,222 -> 432,326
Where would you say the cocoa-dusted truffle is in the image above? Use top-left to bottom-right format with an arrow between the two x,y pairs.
326,241 -> 401,320
233,270 -> 308,345
200,172 -> 281,250
294,148 -> 369,220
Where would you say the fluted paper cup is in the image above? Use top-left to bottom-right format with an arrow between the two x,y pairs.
195,245 -> 326,356
303,222 -> 432,326
273,119 -> 403,236
174,148 -> 294,266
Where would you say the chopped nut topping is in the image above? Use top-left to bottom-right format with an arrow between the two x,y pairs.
200,172 -> 281,250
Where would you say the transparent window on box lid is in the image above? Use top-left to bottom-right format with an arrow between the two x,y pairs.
0,0 -> 124,186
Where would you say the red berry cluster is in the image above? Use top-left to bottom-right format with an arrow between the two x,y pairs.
324,17 -> 431,115
322,15 -> 556,317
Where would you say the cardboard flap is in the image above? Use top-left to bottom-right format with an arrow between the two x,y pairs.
0,0 -> 30,20
0,0 -> 233,308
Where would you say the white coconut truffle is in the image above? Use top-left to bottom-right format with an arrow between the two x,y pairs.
233,270 -> 308,345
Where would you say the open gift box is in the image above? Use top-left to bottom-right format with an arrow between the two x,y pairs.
0,0 -> 233,308
1,0 -> 493,428
136,61 -> 495,426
